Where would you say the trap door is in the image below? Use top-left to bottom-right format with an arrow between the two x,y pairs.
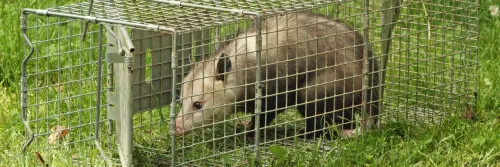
106,29 -> 212,119
129,29 -> 211,113
105,27 -> 213,165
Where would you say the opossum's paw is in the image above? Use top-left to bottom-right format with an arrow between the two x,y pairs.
175,127 -> 183,136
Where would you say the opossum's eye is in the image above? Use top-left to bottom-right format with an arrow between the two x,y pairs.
193,102 -> 203,110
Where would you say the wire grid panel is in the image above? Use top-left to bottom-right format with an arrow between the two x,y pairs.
21,14 -> 112,165
172,3 -> 379,166
377,0 -> 479,124
44,0 -> 246,33
36,0 -> 349,33
168,0 -> 478,166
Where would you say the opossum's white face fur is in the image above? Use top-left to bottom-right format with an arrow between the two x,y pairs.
175,53 -> 237,135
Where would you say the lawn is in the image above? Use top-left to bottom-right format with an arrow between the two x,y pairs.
1,0 -> 499,166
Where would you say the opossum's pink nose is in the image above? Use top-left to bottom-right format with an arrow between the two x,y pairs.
175,117 -> 191,136
175,126 -> 184,135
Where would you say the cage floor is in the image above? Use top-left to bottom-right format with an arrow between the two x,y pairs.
133,137 -> 338,167
125,104 -> 452,166
381,105 -> 452,126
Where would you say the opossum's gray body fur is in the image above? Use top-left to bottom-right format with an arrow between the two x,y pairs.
176,11 -> 380,139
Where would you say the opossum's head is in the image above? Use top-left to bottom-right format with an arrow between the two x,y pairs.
175,52 -> 238,135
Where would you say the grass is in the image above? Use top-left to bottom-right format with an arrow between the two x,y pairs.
1,0 -> 500,166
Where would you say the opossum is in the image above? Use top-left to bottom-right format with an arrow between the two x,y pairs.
175,12 -> 380,139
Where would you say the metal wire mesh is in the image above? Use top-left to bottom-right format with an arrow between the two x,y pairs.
40,0 -> 342,34
171,3 -> 373,166
20,15 -> 114,165
20,0 -> 479,166
380,0 -> 479,125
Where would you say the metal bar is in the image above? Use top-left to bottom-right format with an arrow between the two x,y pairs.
81,0 -> 94,41
117,143 -> 127,165
22,9 -> 176,33
361,0 -> 371,131
379,0 -> 402,127
215,27 -> 221,50
119,27 -> 136,53
95,140 -> 113,167
474,0 -> 480,114
105,25 -> 125,56
20,11 -> 34,153
170,30 -> 178,167
253,15 -> 263,167
93,24 -> 114,167
450,1 -> 456,118
117,56 -> 134,167
96,24 -> 103,141
118,28 -> 135,69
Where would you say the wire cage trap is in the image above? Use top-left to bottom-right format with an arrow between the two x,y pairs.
19,0 -> 479,166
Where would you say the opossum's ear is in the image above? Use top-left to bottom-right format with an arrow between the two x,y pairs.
216,53 -> 232,81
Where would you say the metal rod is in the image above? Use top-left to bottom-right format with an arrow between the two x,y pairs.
22,9 -> 176,33
104,25 -> 125,56
215,27 -> 221,50
93,25 -> 111,167
379,0 -> 402,128
119,27 -> 135,53
20,11 -> 34,153
81,0 -> 94,41
117,143 -> 127,166
96,24 -> 103,140
449,1 -> 456,117
118,28 -> 135,69
474,0 -> 480,113
361,0 -> 370,131
95,140 -> 113,167
252,14 -> 263,167
170,30 -> 178,167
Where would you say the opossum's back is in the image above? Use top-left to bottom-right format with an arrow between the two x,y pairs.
262,13 -> 364,55
258,12 -> 366,83
219,12 -> 367,95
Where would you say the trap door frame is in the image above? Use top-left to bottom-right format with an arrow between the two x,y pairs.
106,26 -> 213,166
